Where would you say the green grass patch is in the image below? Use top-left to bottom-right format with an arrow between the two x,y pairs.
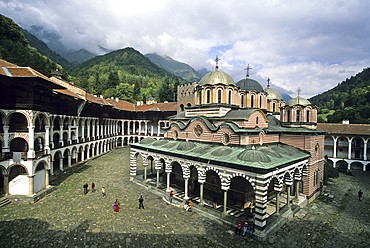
318,110 -> 335,122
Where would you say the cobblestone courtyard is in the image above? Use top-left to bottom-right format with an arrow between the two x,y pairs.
0,147 -> 370,247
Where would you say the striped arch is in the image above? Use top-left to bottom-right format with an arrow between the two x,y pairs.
226,172 -> 255,188
266,175 -> 283,191
7,163 -> 30,176
294,167 -> 302,180
283,171 -> 293,185
302,163 -> 308,177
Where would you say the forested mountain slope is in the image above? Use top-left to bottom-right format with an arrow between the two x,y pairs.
68,47 -> 183,103
145,53 -> 201,82
0,14 -> 68,78
309,67 -> 370,124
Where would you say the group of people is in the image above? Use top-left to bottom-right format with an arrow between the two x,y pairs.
83,182 -> 106,198
184,199 -> 193,212
235,218 -> 255,240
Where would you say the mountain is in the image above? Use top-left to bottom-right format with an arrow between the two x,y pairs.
0,14 -> 68,78
197,68 -> 210,77
21,28 -> 72,69
309,67 -> 370,124
145,53 -> 201,82
68,47 -> 183,103
65,49 -> 96,66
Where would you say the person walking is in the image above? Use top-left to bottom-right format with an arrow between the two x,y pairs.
358,189 -> 363,201
83,183 -> 88,194
91,182 -> 95,193
101,186 -> 106,198
249,221 -> 255,240
235,221 -> 243,235
188,200 -> 193,211
242,219 -> 249,237
139,195 -> 144,209
170,191 -> 173,203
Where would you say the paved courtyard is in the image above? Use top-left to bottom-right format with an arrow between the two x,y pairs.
0,147 -> 370,247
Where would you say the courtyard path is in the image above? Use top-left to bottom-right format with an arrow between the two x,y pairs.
0,147 -> 369,247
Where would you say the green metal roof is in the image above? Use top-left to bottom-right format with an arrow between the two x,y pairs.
131,138 -> 310,172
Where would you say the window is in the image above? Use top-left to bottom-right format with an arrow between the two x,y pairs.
260,95 -> 262,108
198,90 -> 202,104
287,110 -> 291,122
218,89 -> 222,103
228,90 -> 232,104
307,110 -> 310,122
273,102 -> 276,112
174,130 -> 178,139
256,117 -> 259,124
223,133 -> 230,144
206,89 -> 211,104
241,94 -> 245,108
296,110 -> 300,122
251,95 -> 255,108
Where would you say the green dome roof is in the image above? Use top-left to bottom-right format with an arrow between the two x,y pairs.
198,70 -> 235,86
286,96 -> 311,106
177,141 -> 197,151
237,149 -> 271,162
265,87 -> 283,100
236,78 -> 263,92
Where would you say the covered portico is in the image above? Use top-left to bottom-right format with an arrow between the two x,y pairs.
130,138 -> 310,232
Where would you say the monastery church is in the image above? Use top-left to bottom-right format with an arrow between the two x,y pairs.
130,61 -> 325,232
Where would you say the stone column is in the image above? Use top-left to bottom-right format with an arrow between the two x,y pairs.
144,122 -> 148,136
49,125 -> 54,149
91,147 -> 95,157
68,126 -> 72,144
3,175 -> 8,195
276,192 -> 280,215
59,156 -> 64,171
45,126 -> 50,154
222,189 -> 228,215
86,147 -> 90,159
184,178 -> 189,200
144,166 -> 147,181
287,185 -> 291,208
156,169 -> 160,187
59,127 -> 63,146
45,169 -> 50,188
3,125 -> 10,152
27,125 -> 35,158
92,123 -> 95,140
28,175 -> 34,195
157,122 -> 160,136
151,124 -> 154,136
166,172 -> 171,192
295,181 -> 300,201
199,182 -> 205,205
68,154 -> 72,167
81,125 -> 85,142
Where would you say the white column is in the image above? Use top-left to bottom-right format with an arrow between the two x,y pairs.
166,172 -> 171,192
45,126 -> 50,154
157,122 -> 160,136
87,125 -> 90,141
276,192 -> 280,215
81,125 -> 85,142
92,122 -> 95,140
287,185 -> 291,208
28,175 -> 34,195
59,127 -> 63,146
3,125 -> 10,152
199,181 -> 205,205
347,137 -> 353,159
27,125 -> 35,158
363,138 -> 368,160
184,178 -> 189,200
59,156 -> 63,171
49,125 -> 54,149
222,189 -> 228,215
68,154 -> 72,167
333,136 -> 338,158
68,126 -> 72,145
151,124 -> 154,136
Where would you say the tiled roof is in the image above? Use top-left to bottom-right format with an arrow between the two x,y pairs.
0,59 -> 65,88
86,93 -> 112,106
105,98 -> 177,112
53,89 -> 84,99
317,123 -> 370,136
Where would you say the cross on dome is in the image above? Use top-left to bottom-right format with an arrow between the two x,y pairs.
244,64 -> 252,78
215,56 -> 220,71
267,77 -> 271,88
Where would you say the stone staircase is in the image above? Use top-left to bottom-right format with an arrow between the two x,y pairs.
0,197 -> 12,208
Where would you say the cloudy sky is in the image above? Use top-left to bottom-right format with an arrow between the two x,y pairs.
2,0 -> 370,98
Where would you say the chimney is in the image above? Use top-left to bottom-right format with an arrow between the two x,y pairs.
100,95 -> 103,99
137,101 -> 140,106
116,98 -> 119,102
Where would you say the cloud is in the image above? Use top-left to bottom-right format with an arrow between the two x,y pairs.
1,0 -> 370,97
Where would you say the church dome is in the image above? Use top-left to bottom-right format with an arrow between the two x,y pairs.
198,69 -> 235,86
265,87 -> 283,100
237,78 -> 263,92
286,96 -> 311,106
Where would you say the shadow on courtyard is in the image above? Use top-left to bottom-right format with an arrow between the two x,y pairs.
0,216 -> 369,248
50,162 -> 92,186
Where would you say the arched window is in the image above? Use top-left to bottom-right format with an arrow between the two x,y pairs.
256,117 -> 259,124
287,109 -> 291,122
198,90 -> 202,104
296,110 -> 300,122
273,102 -> 276,112
217,89 -> 222,103
228,90 -> 232,104
180,104 -> 184,112
306,110 -> 310,122
260,95 -> 262,108
206,89 -> 211,104
241,94 -> 245,108
251,95 -> 255,108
